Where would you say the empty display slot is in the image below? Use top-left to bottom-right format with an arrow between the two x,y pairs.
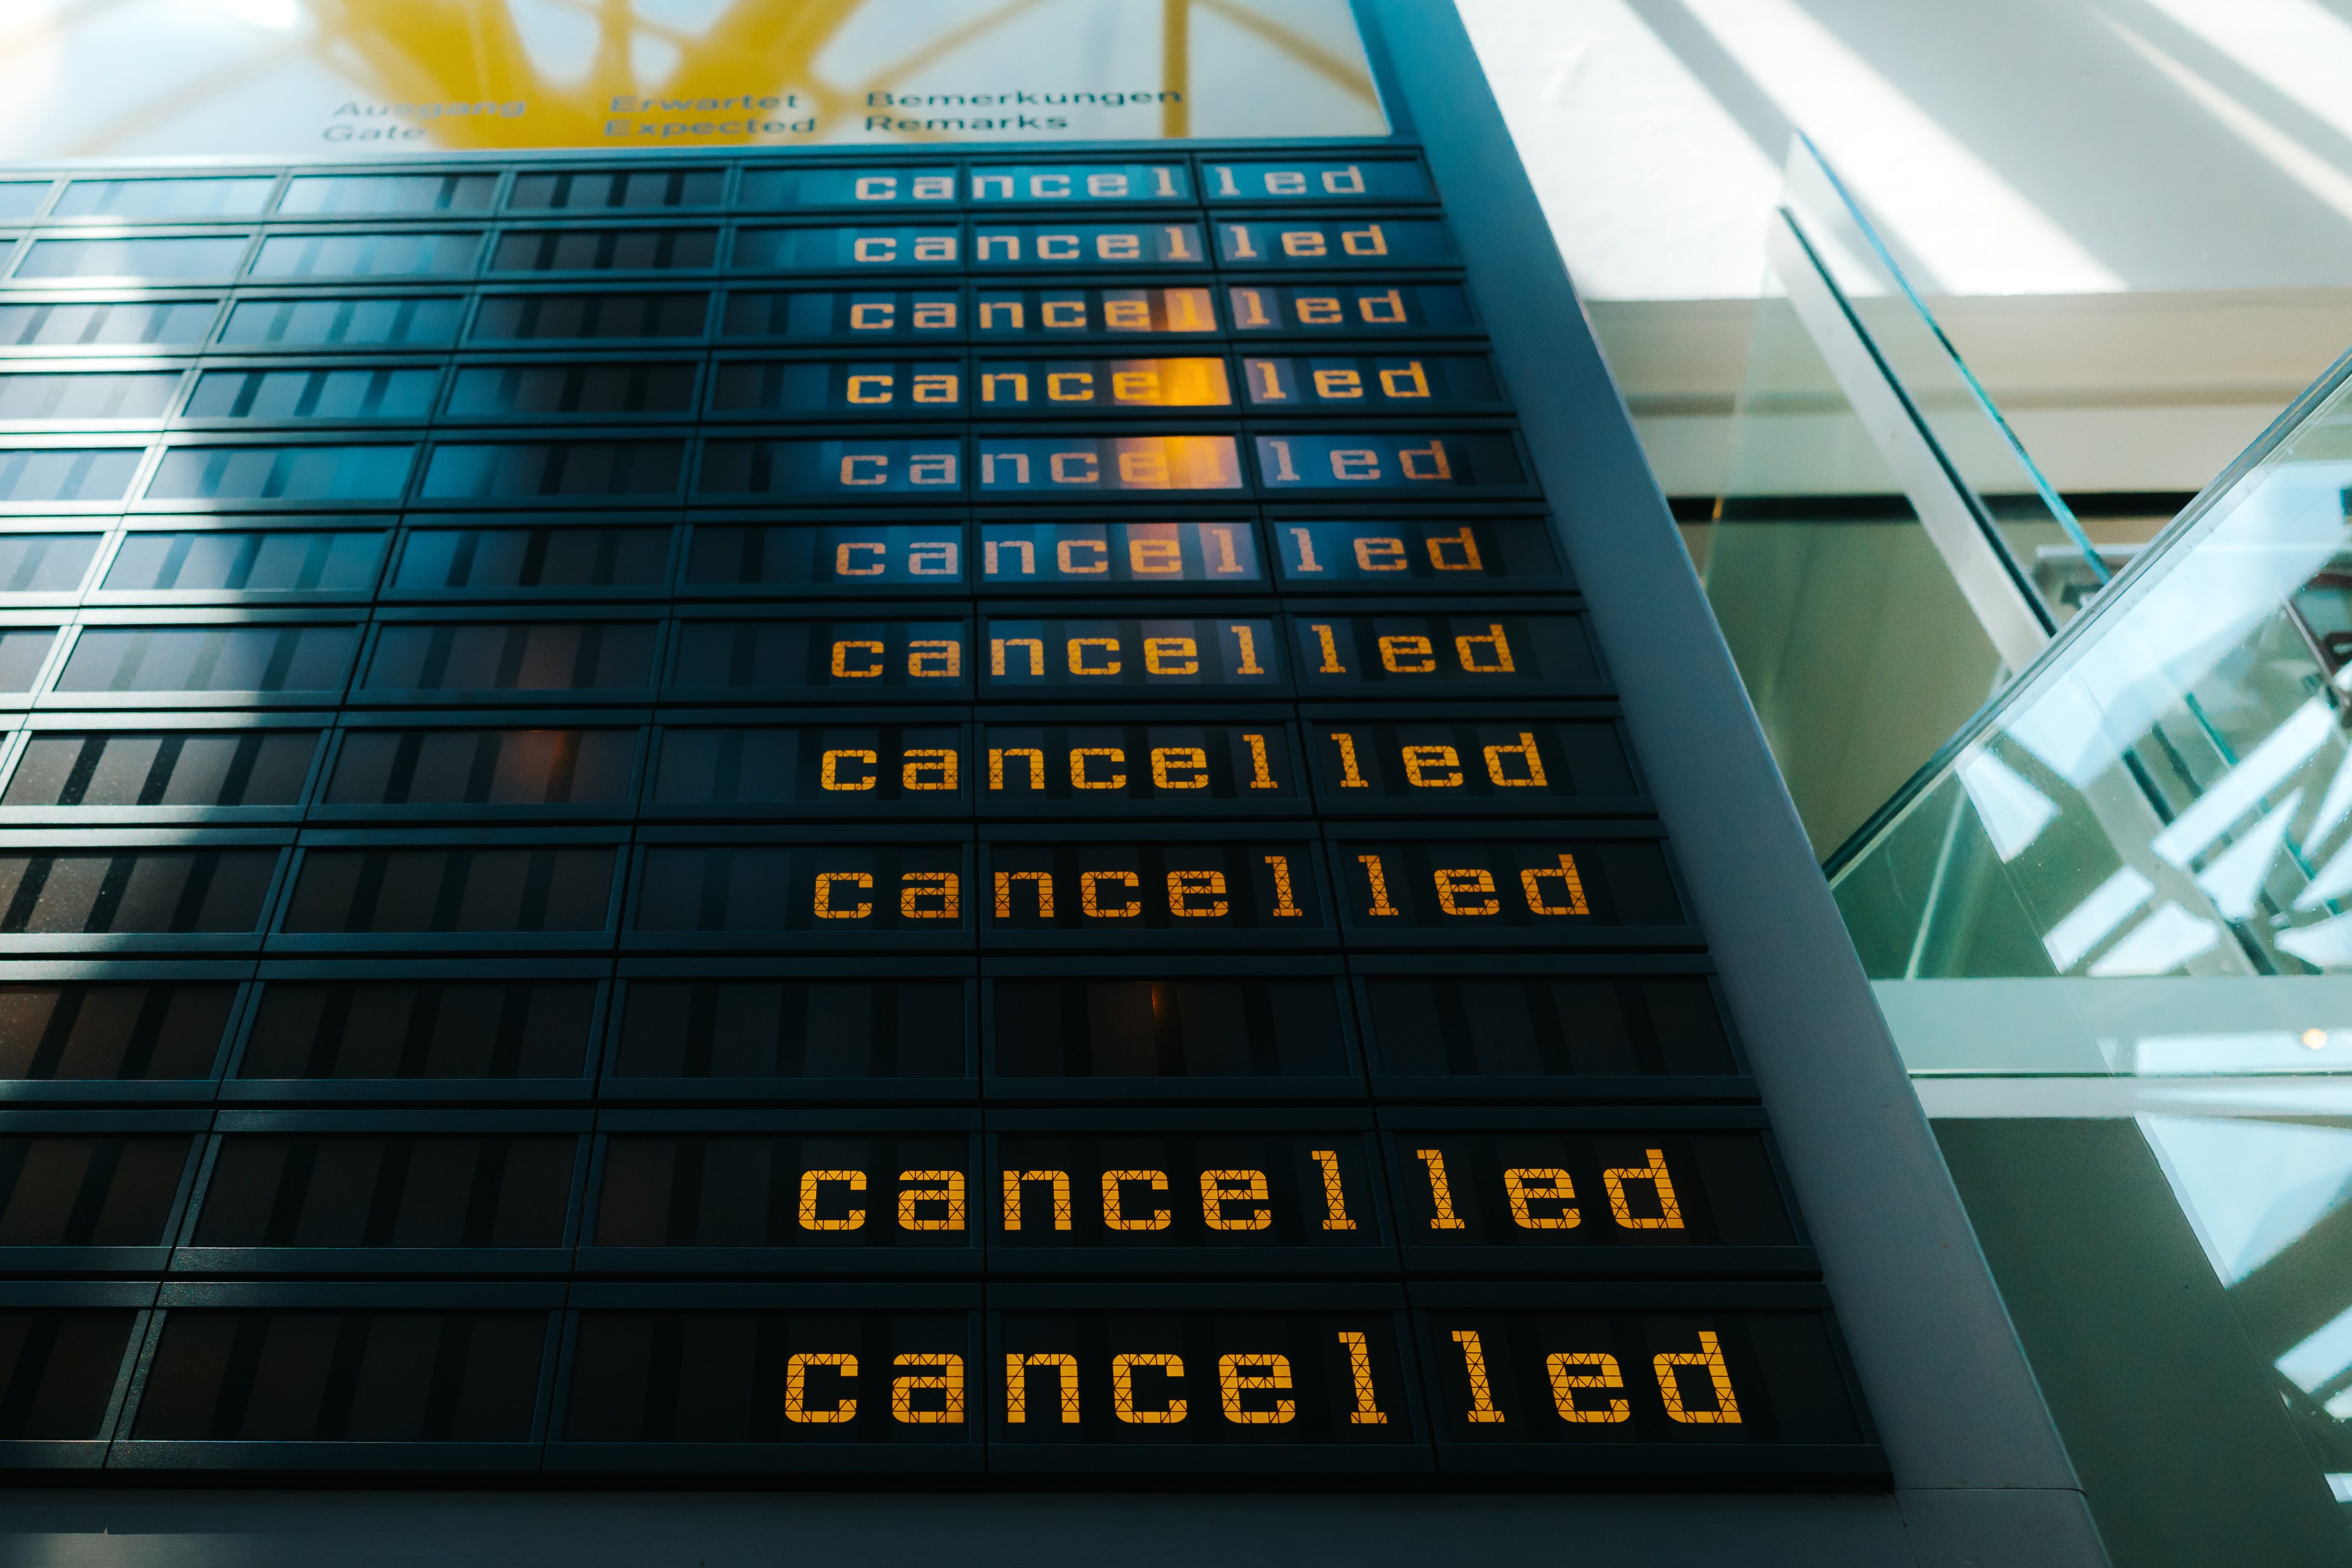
131,1310 -> 545,1442
145,445 -> 415,503
53,179 -> 275,219
0,300 -> 216,349
0,1311 -> 137,1438
4,731 -> 319,807
393,526 -> 671,591
239,980 -> 594,1080
0,184 -> 50,220
282,846 -> 615,934
1359,976 -> 1736,1077
0,982 -> 235,1079
184,367 -> 437,421
0,535 -> 98,593
468,292 -> 707,342
193,1133 -> 575,1248
103,531 -> 387,594
247,232 -> 480,279
418,441 -> 684,500
326,728 -> 635,806
217,297 -> 463,349
0,1135 -> 192,1244
592,1134 -> 969,1247
57,626 -> 357,694
0,449 -> 141,502
613,979 -> 965,1078
0,372 -> 179,420
0,627 -> 56,688
361,622 -> 656,693
277,174 -> 497,216
489,229 -> 718,273
0,849 -> 278,935
14,238 -> 249,282
563,1311 -> 966,1444
509,169 -> 724,211
445,362 -> 696,417
991,979 -> 1348,1078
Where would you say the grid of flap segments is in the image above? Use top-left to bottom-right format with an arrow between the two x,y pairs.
0,151 -> 1876,1484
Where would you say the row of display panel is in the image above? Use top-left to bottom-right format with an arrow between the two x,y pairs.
0,823 -> 1698,954
0,1280 -> 1878,1480
0,282 -> 1497,353
0,959 -> 1744,1104
0,604 -> 1601,708
0,428 -> 1539,509
0,708 -> 1639,823
0,158 -> 1440,223
0,515 -> 1578,604
0,218 -> 1465,286
0,1105 -> 1806,1275
0,350 -> 1522,430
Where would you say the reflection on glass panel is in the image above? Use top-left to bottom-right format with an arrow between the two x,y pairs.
0,535 -> 99,593
278,173 -> 497,215
185,367 -> 437,421
14,237 -> 248,280
217,296 -> 462,348
0,184 -> 49,220
0,982 -> 233,1079
0,373 -> 179,420
487,229 -> 718,273
391,527 -> 671,591
247,232 -> 479,278
361,622 -> 656,693
103,531 -> 387,594
444,363 -> 696,417
283,846 -> 614,934
0,300 -> 216,349
145,445 -> 413,503
0,849 -> 277,933
52,178 -> 275,219
0,627 -> 58,690
56,626 -> 355,694
0,448 -> 142,501
4,731 -> 317,807
508,169 -> 724,210
467,292 -> 707,342
324,728 -> 636,806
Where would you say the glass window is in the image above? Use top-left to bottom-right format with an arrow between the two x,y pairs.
0,1311 -> 137,1438
0,300 -> 217,349
184,367 -> 437,422
102,531 -> 387,594
324,729 -> 636,806
613,979 -> 965,1078
360,622 -> 656,693
0,449 -> 142,502
0,982 -> 235,1079
131,1311 -> 544,1442
992,979 -> 1349,1077
145,445 -> 415,504
487,229 -> 718,273
0,535 -> 99,593
247,232 -> 480,279
56,626 -> 357,694
0,373 -> 180,421
593,1135 -> 969,1247
278,174 -> 497,216
0,184 -> 49,220
0,627 -> 56,690
391,527 -> 672,592
14,237 -> 249,282
192,1134 -> 575,1247
282,846 -> 616,934
561,1311 -> 965,1444
443,363 -> 696,418
508,169 -> 724,211
417,441 -> 684,500
216,297 -> 462,349
1359,977 -> 1735,1077
239,980 -> 594,1080
0,1135 -> 193,1244
467,292 -> 707,343
0,848 -> 278,934
4,731 -> 319,808
53,179 -> 275,219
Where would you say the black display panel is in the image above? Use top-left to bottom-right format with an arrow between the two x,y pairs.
0,116 -> 1875,1490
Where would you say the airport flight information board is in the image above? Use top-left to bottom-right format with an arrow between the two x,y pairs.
0,141 -> 1881,1482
